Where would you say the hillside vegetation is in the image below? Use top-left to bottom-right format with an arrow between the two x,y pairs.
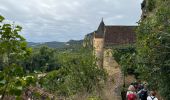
0,15 -> 107,100
112,0 -> 170,99
0,0 -> 170,99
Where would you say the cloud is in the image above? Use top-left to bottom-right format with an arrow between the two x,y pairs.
0,0 -> 143,42
0,5 -> 8,11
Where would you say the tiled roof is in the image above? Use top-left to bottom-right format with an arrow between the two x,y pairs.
104,26 -> 136,46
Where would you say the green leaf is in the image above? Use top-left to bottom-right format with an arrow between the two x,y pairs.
9,86 -> 22,96
16,86 -> 22,90
15,25 -> 22,31
0,80 -> 6,85
0,15 -> 5,22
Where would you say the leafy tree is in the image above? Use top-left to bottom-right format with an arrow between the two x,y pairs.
136,0 -> 170,99
40,48 -> 107,98
0,15 -> 31,68
21,46 -> 60,72
0,15 -> 34,99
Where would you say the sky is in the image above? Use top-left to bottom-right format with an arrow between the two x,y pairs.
0,0 -> 143,42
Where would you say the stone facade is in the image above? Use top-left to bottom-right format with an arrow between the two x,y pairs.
93,37 -> 104,68
83,20 -> 137,99
85,19 -> 136,69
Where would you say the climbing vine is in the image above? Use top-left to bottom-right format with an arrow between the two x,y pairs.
147,0 -> 156,11
136,0 -> 170,99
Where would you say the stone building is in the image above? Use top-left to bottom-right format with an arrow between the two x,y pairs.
84,19 -> 137,69
84,21 -> 137,99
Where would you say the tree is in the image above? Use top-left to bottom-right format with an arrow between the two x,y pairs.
136,0 -> 170,99
0,15 -> 34,99
0,15 -> 31,67
21,46 -> 60,72
40,48 -> 107,98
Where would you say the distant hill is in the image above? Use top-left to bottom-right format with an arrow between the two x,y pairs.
27,40 -> 83,48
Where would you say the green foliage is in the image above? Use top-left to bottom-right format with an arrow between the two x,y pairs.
136,1 -> 170,99
0,15 -> 34,99
40,48 -> 107,97
147,0 -> 156,11
21,46 -> 60,72
112,47 -> 137,75
0,64 -> 35,97
0,15 -> 32,68
0,15 -> 4,22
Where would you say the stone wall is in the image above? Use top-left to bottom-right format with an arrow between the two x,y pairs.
103,49 -> 119,74
93,38 -> 104,68
102,48 -> 123,100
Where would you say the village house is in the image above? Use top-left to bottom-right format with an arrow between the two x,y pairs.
84,19 -> 137,69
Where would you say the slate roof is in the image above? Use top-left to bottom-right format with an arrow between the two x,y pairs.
95,19 -> 105,38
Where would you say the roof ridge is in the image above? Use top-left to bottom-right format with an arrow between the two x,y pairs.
105,25 -> 137,27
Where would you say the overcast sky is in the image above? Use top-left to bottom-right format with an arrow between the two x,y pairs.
0,0 -> 143,42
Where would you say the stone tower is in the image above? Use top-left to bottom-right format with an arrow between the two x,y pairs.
93,19 -> 105,68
